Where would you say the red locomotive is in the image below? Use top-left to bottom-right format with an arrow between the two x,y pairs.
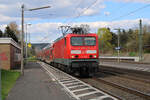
38,27 -> 99,76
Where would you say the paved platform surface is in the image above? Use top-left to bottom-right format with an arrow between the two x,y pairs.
100,61 -> 150,72
39,62 -> 118,100
6,62 -> 74,100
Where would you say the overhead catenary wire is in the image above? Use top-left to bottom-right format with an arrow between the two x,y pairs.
66,0 -> 99,25
110,3 -> 150,21
27,0 -> 100,42
57,0 -> 100,35
62,0 -> 83,24
105,3 -> 132,17
58,0 -> 99,35
35,0 -> 83,42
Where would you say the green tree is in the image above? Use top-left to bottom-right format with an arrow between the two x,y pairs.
0,29 -> 3,37
142,25 -> 150,53
120,29 -> 128,47
28,46 -> 36,57
125,29 -> 138,52
4,26 -> 18,42
110,32 -> 117,47
97,27 -> 113,53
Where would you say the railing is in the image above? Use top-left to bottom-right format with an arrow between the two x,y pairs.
99,56 -> 140,62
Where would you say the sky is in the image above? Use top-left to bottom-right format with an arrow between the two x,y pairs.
0,0 -> 150,43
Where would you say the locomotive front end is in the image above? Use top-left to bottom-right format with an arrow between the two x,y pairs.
69,34 -> 99,76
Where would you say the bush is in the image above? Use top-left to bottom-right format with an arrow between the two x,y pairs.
129,52 -> 136,56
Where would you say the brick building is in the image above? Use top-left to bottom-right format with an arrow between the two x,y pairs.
0,38 -> 21,70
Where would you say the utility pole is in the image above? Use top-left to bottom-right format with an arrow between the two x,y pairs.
21,4 -> 24,75
139,19 -> 143,61
21,4 -> 50,75
117,29 -> 120,63
0,60 -> 1,100
114,28 -> 123,63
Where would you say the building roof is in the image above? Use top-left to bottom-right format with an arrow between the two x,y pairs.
0,38 -> 21,49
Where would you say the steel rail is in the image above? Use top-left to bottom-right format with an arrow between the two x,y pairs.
80,79 -> 124,100
100,70 -> 150,84
93,78 -> 150,100
100,66 -> 150,80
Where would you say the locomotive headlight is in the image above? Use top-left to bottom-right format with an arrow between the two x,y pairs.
86,50 -> 97,54
71,50 -> 81,54
93,55 -> 97,58
71,55 -> 74,58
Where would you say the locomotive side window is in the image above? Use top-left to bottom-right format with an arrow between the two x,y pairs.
71,37 -> 83,46
84,37 -> 96,46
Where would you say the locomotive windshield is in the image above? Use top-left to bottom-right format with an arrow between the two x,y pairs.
71,37 -> 83,46
71,37 -> 96,46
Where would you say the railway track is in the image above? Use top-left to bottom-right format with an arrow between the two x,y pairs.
99,69 -> 150,84
93,78 -> 150,100
40,61 -> 150,100
81,76 -> 150,100
80,66 -> 150,100
100,66 -> 150,82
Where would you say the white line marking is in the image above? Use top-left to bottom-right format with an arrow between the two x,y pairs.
38,62 -> 118,100
38,62 -> 80,100
61,80 -> 78,84
77,91 -> 99,98
72,88 -> 90,93
68,85 -> 86,89
63,82 -> 81,86
60,78 -> 73,82
93,95 -> 110,99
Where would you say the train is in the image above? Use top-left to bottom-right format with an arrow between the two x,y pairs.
37,27 -> 99,77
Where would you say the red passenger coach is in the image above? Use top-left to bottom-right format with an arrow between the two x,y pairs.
40,28 -> 99,76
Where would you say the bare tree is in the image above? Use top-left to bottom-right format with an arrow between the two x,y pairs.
8,22 -> 20,41
80,24 -> 90,33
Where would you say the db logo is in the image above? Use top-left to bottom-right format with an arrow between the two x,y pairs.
0,52 -> 8,61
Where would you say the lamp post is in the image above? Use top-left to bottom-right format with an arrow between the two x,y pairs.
21,4 -> 50,75
25,23 -> 31,60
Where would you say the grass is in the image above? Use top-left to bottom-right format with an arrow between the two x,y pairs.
27,56 -> 37,62
1,69 -> 21,100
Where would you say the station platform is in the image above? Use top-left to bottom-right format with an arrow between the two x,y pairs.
99,61 -> 150,72
6,62 -> 74,100
6,61 -> 118,100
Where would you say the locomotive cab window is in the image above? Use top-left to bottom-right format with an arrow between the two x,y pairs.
71,37 -> 96,46
84,37 -> 96,46
71,37 -> 83,46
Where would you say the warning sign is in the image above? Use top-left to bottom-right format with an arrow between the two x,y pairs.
28,43 -> 32,48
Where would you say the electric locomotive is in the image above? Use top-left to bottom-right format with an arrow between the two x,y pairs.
41,27 -> 99,76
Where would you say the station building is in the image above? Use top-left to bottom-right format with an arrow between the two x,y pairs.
0,38 -> 21,70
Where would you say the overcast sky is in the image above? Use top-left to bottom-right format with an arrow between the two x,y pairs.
0,0 -> 150,43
